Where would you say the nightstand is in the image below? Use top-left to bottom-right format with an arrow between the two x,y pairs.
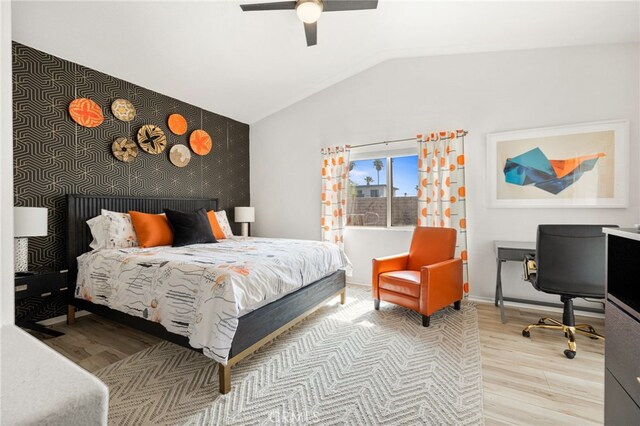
15,270 -> 68,337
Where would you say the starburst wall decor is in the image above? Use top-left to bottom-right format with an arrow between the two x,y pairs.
111,137 -> 138,163
137,124 -> 167,154
111,99 -> 136,122
68,98 -> 104,127
190,129 -> 212,156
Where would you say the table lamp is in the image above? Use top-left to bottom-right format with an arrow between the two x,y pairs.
14,206 -> 48,273
234,207 -> 255,237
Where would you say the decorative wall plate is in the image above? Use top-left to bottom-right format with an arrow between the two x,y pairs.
169,144 -> 191,167
111,99 -> 136,122
68,98 -> 104,127
168,113 -> 187,135
112,137 -> 138,163
137,124 -> 167,154
189,129 -> 212,156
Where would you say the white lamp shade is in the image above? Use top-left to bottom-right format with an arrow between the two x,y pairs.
234,207 -> 255,223
14,207 -> 48,237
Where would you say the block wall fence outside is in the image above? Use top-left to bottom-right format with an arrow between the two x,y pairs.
348,196 -> 418,227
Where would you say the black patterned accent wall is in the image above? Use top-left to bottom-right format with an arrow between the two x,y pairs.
13,42 -> 250,272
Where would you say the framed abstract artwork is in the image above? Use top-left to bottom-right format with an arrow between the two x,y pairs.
487,120 -> 628,208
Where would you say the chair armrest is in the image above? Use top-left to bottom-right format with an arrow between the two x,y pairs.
372,253 -> 410,298
420,258 -> 463,315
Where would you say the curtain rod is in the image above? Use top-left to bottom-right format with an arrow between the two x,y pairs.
347,137 -> 415,149
347,131 -> 468,149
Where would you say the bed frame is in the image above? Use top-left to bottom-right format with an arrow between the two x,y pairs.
66,194 -> 346,393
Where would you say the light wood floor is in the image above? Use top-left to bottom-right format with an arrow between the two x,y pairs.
34,302 -> 605,425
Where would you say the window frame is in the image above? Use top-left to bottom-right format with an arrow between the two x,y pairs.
347,149 -> 417,230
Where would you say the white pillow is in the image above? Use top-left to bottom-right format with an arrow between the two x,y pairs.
86,215 -> 107,250
215,211 -> 234,238
101,209 -> 139,249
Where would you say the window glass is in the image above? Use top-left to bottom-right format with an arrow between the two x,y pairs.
347,158 -> 386,227
391,155 -> 418,227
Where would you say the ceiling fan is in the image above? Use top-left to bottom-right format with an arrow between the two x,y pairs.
240,0 -> 378,47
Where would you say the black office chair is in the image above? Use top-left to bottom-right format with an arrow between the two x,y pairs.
522,224 -> 617,359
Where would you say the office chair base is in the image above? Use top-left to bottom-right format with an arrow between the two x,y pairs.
522,317 -> 604,358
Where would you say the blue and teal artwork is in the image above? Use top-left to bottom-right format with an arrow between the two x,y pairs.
503,147 -> 604,195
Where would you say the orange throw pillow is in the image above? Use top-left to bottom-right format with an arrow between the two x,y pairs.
207,210 -> 226,240
129,211 -> 173,247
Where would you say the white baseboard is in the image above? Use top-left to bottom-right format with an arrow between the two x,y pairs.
468,295 -> 605,319
350,281 -> 605,320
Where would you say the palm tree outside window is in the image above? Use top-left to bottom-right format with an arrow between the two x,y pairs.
347,155 -> 418,227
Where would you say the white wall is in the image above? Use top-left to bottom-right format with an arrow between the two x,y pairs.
0,0 -> 13,325
251,44 -> 639,305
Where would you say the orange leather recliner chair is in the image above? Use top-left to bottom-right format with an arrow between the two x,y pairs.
372,227 -> 463,327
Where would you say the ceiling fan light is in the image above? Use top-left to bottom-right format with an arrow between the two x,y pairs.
296,0 -> 323,24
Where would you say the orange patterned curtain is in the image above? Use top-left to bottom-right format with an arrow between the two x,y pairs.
321,146 -> 350,249
417,130 -> 469,295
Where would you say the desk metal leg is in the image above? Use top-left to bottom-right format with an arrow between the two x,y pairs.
495,259 -> 501,307
495,259 -> 506,324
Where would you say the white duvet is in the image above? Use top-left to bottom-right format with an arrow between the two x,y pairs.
75,237 -> 349,364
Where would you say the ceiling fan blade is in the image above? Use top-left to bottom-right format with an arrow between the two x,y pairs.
323,0 -> 378,12
304,22 -> 317,47
240,1 -> 296,11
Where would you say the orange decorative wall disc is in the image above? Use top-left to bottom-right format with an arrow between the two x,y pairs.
189,129 -> 212,156
68,98 -> 104,127
168,113 -> 187,135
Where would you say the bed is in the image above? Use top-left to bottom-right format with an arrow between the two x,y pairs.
66,194 -> 347,393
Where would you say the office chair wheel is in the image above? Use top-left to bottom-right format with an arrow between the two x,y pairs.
522,330 -> 530,338
564,349 -> 576,359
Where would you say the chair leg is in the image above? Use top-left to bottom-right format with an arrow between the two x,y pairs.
564,328 -> 577,359
422,315 -> 430,327
454,300 -> 461,310
522,296 -> 601,359
374,299 -> 380,310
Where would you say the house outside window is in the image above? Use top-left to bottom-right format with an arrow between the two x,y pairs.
347,155 -> 418,228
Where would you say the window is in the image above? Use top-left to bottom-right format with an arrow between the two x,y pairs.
347,154 -> 418,228
391,155 -> 418,227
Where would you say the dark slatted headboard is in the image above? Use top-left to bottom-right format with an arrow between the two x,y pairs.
66,194 -> 218,293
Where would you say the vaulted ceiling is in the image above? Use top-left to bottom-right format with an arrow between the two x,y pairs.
12,1 -> 640,124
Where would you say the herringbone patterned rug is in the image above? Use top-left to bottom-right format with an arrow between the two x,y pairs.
96,285 -> 484,425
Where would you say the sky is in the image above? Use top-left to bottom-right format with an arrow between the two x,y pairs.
349,155 -> 418,196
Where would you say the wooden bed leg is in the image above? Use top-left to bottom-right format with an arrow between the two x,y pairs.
218,363 -> 231,394
67,305 -> 76,325
340,288 -> 346,305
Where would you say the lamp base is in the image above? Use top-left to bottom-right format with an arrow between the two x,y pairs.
15,238 -> 29,273
241,222 -> 249,238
